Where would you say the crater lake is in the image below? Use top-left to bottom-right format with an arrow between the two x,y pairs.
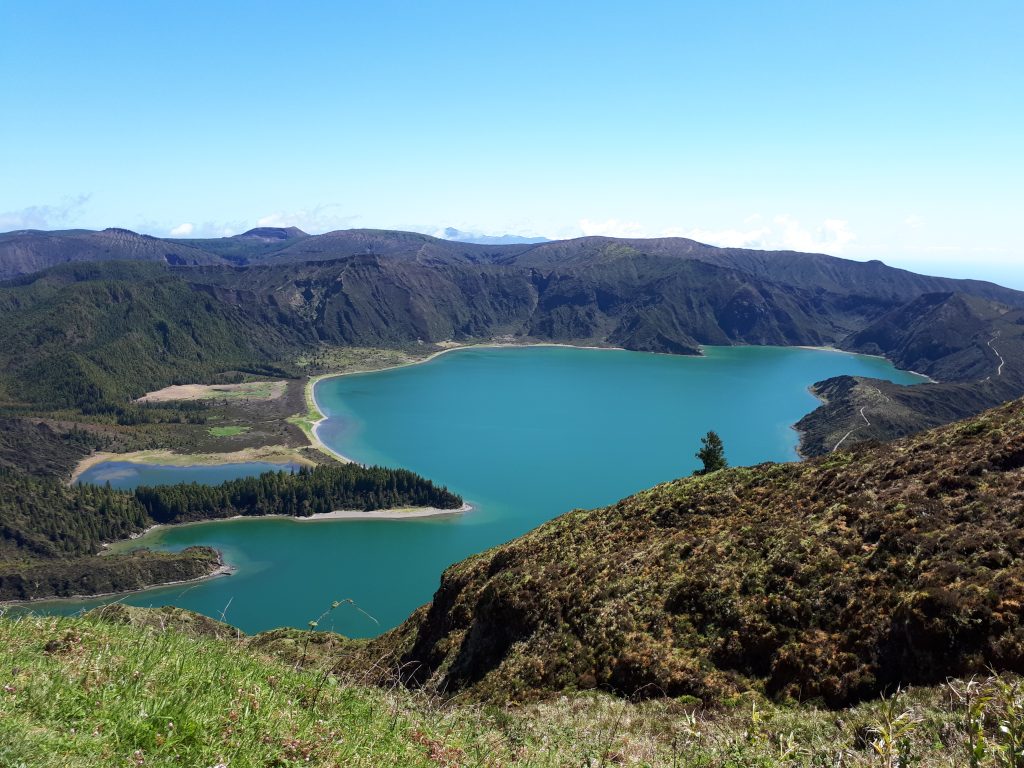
28,345 -> 927,634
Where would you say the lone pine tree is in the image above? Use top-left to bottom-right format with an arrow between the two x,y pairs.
694,430 -> 727,475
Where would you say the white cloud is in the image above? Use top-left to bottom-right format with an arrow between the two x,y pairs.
771,215 -> 856,254
573,214 -> 856,254
429,226 -> 548,244
662,226 -> 772,249
256,213 -> 291,227
169,222 -> 194,236
818,218 -> 856,252
578,218 -> 648,238
0,194 -> 90,231
904,215 -> 925,229
256,204 -> 358,233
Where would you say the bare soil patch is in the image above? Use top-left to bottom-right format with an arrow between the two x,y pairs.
136,380 -> 287,403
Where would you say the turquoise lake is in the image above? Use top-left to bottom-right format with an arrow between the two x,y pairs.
75,461 -> 304,491
29,346 -> 927,635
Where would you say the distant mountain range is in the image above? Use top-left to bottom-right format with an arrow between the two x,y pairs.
440,227 -> 549,245
1,225 -> 1022,449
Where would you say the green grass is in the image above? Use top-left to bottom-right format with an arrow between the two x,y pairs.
0,615 -> 469,767
203,382 -> 279,400
4,611 -> 1024,767
286,377 -> 325,452
294,345 -> 426,374
207,425 -> 250,437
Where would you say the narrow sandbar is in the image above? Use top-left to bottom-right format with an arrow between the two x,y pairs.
105,502 -> 473,553
292,502 -> 472,521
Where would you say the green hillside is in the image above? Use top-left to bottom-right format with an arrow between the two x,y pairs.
2,609 -> 1023,767
0,466 -> 220,601
175,235 -> 1024,452
3,229 -> 1024,446
0,262 -> 308,409
357,397 -> 1024,708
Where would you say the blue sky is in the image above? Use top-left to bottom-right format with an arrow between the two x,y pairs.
2,1 -> 1022,286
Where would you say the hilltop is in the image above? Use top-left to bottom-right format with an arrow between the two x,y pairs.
0,228 -> 224,279
353,396 -> 1024,707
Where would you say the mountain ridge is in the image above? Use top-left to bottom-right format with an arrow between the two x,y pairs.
4,222 -> 1019,303
3,227 -> 1024,450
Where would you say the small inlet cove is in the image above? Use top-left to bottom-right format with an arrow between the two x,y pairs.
34,346 -> 927,635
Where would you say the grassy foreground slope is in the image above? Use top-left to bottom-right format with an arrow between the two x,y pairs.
3,609 -> 1024,767
0,613 -> 452,768
363,398 -> 1024,707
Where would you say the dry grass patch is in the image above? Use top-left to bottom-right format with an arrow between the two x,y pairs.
136,380 -> 287,403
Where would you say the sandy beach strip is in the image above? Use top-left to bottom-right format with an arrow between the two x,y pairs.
292,502 -> 472,521
102,503 -> 473,552
794,345 -> 937,382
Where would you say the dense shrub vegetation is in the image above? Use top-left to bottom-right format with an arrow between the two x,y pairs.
0,262 -> 305,409
0,548 -> 221,602
360,398 -> 1024,708
0,418 -> 100,477
0,467 -> 148,560
0,467 -> 215,600
134,463 -> 463,524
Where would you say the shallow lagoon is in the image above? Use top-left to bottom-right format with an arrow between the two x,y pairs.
75,461 -> 304,491
32,346 -> 926,634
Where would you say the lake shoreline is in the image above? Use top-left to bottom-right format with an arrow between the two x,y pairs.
306,341 -> 627,464
3,501 -> 476,606
72,342 -> 932,482
70,447 -> 315,485
28,344 -> 925,630
794,345 -> 937,383
0,553 -> 237,609
791,347 -> 936,459
104,502 -> 474,553
307,341 -> 934,468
